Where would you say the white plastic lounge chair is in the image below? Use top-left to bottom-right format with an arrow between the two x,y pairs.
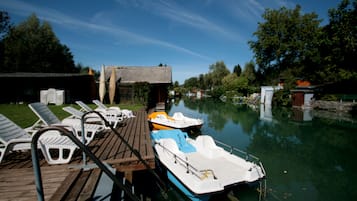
75,100 -> 124,121
0,114 -> 77,165
75,100 -> 96,113
62,106 -> 106,124
92,99 -> 135,118
27,102 -> 104,145
62,106 -> 121,128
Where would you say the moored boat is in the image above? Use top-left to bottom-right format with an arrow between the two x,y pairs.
150,129 -> 267,201
148,111 -> 203,131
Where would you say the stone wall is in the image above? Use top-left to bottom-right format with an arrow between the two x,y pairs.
313,100 -> 356,112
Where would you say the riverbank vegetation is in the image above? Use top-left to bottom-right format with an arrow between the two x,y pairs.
180,0 -> 357,104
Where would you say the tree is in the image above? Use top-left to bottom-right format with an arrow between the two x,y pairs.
322,0 -> 357,82
236,76 -> 249,95
248,5 -> 322,83
158,63 -> 167,67
184,77 -> 198,90
233,64 -> 242,77
76,63 -> 94,75
0,11 -> 11,40
173,81 -> 179,88
0,11 -> 12,70
222,73 -> 250,95
208,61 -> 230,87
204,73 -> 213,90
222,73 -> 240,91
242,61 -> 256,85
2,13 -> 76,73
198,74 -> 205,89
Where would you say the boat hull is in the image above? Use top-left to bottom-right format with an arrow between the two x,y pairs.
151,129 -> 266,200
154,158 -> 212,201
167,166 -> 211,201
149,121 -> 202,131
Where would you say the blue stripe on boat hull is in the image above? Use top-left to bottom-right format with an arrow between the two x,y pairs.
166,168 -> 211,201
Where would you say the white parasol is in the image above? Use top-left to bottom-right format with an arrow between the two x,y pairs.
99,65 -> 106,103
108,68 -> 116,105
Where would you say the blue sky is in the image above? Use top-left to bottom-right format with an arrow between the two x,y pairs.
1,0 -> 341,84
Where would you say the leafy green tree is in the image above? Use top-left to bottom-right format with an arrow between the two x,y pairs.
208,61 -> 230,87
210,85 -> 225,98
2,13 -> 76,73
76,63 -> 94,75
249,5 -> 322,83
322,0 -> 357,82
0,11 -> 12,70
158,63 -> 167,67
198,74 -> 205,89
173,81 -> 179,88
242,61 -> 256,85
204,73 -> 213,90
222,73 -> 250,96
0,11 -> 11,40
233,64 -> 242,77
236,76 -> 249,95
222,73 -> 239,91
183,77 -> 198,90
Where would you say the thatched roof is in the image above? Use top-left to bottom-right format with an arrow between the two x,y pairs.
104,66 -> 172,84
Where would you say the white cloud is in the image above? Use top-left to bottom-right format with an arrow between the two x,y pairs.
118,0 -> 244,42
0,0 -> 212,60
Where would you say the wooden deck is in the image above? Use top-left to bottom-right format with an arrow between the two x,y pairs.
0,110 -> 156,200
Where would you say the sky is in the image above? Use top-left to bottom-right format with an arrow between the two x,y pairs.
1,0 -> 342,84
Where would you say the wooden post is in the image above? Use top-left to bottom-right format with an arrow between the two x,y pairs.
124,171 -> 133,183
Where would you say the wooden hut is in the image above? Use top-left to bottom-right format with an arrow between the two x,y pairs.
103,66 -> 172,110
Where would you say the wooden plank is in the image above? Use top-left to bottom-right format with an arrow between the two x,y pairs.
49,170 -> 82,201
139,112 -> 148,156
134,112 -> 143,156
124,113 -> 138,159
94,132 -> 116,161
0,166 -> 73,201
116,160 -> 155,172
77,168 -> 102,201
64,169 -> 92,201
106,129 -> 122,159
98,130 -> 119,160
0,110 -> 155,201
114,119 -> 132,160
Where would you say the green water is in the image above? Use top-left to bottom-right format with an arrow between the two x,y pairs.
154,98 -> 357,201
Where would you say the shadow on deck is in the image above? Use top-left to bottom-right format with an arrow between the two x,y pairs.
0,110 -> 162,200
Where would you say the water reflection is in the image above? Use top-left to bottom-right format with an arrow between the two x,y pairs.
164,98 -> 357,201
260,105 -> 273,122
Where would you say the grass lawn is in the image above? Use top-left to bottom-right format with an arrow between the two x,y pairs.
0,103 -> 145,128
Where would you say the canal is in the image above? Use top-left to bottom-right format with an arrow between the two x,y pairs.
153,97 -> 357,201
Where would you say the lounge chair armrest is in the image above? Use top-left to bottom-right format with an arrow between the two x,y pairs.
50,123 -> 77,133
8,138 -> 32,143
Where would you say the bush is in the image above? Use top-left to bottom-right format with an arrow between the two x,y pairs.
320,94 -> 339,101
209,86 -> 225,98
272,89 -> 291,107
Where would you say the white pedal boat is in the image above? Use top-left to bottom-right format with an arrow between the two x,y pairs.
150,129 -> 266,201
148,111 -> 203,131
